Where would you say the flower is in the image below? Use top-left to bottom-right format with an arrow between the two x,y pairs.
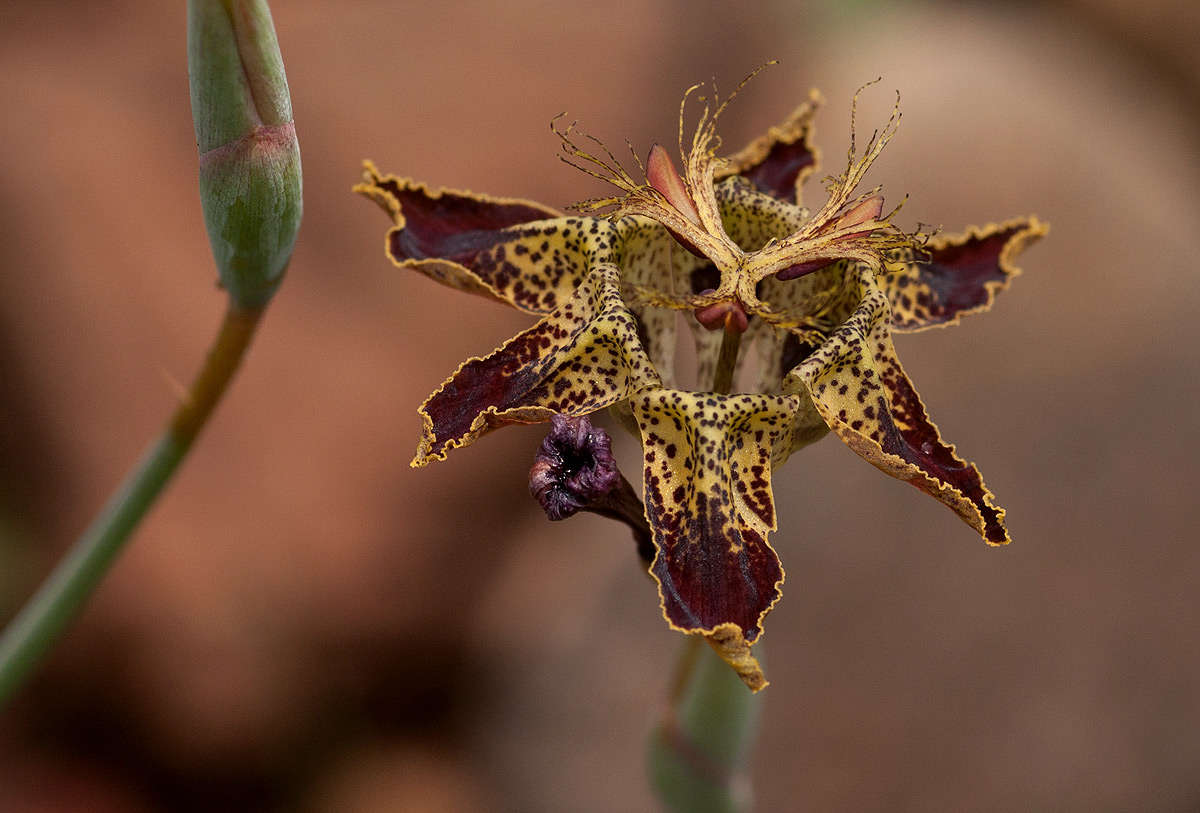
356,70 -> 1046,691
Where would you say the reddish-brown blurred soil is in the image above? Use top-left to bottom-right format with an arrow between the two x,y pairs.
2,1 -> 1198,811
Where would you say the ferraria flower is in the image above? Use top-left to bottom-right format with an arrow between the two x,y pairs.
356,70 -> 1046,691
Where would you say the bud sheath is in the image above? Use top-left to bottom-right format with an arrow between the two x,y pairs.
188,0 -> 302,308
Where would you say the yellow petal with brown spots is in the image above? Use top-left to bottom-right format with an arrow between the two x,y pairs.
615,216 -> 708,388
631,388 -> 798,659
414,265 -> 661,465
882,217 -> 1048,332
357,161 -> 619,315
714,177 -> 809,253
789,266 -> 1010,544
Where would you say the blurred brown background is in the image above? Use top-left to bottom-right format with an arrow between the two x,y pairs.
2,1 -> 1198,810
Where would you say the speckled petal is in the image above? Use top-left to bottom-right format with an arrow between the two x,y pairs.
883,217 -> 1048,332
716,90 -> 822,206
357,161 -> 613,315
714,177 -> 809,251
414,265 -> 661,465
631,388 -> 798,686
789,267 -> 1010,544
616,216 -> 708,388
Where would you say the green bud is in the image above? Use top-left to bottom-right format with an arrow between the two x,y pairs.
188,0 -> 302,308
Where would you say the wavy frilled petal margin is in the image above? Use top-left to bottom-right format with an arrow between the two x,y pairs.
882,217 -> 1049,331
356,161 -> 621,315
789,266 -> 1009,544
415,265 -> 661,465
631,389 -> 799,691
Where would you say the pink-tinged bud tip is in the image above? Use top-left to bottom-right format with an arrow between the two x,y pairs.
646,144 -> 702,226
832,194 -> 884,236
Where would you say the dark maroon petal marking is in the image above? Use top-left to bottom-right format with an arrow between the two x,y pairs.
883,218 -> 1047,331
368,175 -> 556,258
717,93 -> 821,205
383,185 -> 553,264
414,266 -> 661,464
357,165 -> 603,314
792,268 -> 1010,545
632,391 -> 795,642
651,509 -> 782,641
421,326 -> 549,451
735,139 -> 817,203
872,347 -> 1008,544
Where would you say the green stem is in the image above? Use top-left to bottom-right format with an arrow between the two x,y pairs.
710,323 -> 743,395
0,304 -> 264,706
648,639 -> 762,812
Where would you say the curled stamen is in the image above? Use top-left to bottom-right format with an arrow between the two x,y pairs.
777,193 -> 887,281
551,66 -> 781,273
747,86 -> 924,285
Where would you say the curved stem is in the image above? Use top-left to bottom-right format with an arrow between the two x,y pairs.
0,304 -> 264,706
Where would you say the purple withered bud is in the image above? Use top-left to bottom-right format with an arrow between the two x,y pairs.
530,414 -> 621,520
530,414 -> 654,562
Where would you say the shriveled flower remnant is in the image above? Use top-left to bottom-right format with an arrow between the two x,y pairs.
356,70 -> 1046,691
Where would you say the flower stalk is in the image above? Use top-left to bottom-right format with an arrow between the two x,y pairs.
648,637 -> 762,813
0,0 -> 298,706
0,306 -> 264,704
709,322 -> 744,394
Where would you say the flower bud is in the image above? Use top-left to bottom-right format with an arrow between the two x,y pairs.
530,414 -> 622,521
530,415 -> 654,562
188,0 -> 302,308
